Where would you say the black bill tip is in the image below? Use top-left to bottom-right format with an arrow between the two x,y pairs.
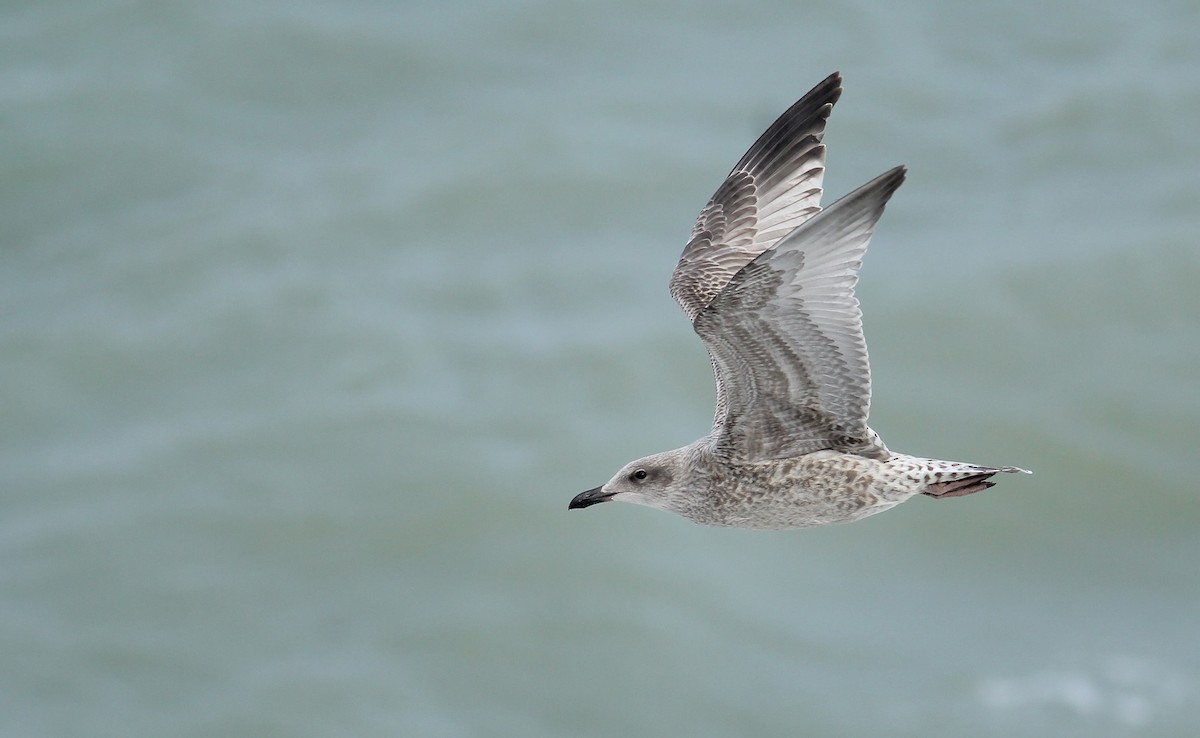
568,486 -> 615,510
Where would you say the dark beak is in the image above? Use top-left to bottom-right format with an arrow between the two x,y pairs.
569,486 -> 615,510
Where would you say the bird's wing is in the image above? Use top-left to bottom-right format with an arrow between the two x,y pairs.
669,73 -> 842,322
694,166 -> 906,461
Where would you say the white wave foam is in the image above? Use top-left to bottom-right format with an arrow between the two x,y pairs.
978,656 -> 1194,728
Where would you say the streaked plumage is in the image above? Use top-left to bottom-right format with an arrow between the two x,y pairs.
569,73 -> 1028,529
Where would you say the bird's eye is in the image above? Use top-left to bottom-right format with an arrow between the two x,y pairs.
631,469 -> 648,481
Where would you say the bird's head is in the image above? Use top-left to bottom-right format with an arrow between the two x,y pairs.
569,449 -> 692,516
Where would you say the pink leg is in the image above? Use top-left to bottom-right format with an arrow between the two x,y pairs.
923,475 -> 997,499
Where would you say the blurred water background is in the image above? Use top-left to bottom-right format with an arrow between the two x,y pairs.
3,1 -> 1199,736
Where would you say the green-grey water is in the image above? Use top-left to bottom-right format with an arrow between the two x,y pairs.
4,1 -> 1199,736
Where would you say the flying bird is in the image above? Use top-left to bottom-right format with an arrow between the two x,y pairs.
569,72 -> 1029,529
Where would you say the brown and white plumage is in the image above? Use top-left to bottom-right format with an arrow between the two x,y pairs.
570,74 -> 1029,530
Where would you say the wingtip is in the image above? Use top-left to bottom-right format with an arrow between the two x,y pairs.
877,165 -> 907,197
777,73 -> 845,128
818,72 -> 844,106
725,73 -> 846,184
853,165 -> 907,202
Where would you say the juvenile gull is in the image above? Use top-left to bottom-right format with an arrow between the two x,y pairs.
569,72 -> 1029,530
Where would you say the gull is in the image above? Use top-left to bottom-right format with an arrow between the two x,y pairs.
569,72 -> 1029,529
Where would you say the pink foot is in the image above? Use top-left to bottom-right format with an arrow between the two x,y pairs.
923,475 -> 997,499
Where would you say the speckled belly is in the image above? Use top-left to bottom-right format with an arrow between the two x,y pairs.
698,451 -> 918,530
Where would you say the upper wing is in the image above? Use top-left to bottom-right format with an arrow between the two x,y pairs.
669,73 -> 843,322
693,166 -> 907,461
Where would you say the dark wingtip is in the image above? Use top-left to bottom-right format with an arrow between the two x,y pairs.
813,71 -> 844,105
729,73 -> 846,176
881,164 -> 908,191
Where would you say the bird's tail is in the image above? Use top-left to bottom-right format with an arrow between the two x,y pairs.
919,461 -> 1031,499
